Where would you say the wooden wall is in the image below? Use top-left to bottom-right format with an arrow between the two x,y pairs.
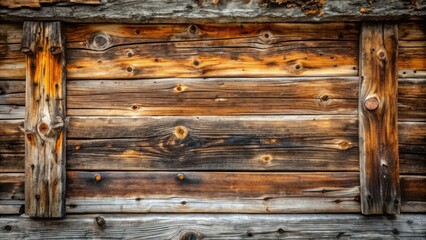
0,22 -> 424,217
398,22 -> 426,213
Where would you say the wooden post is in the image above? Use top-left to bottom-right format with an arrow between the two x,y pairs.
359,23 -> 400,215
21,21 -> 66,218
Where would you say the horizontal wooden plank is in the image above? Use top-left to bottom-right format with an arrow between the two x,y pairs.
66,23 -> 360,49
0,44 -> 25,80
67,115 -> 358,139
1,0 -> 425,23
399,78 -> 426,121
66,115 -> 358,171
0,80 -> 25,106
1,214 -> 425,239
67,171 -> 360,199
0,120 -> 24,173
67,197 -> 360,214
67,39 -> 358,79
0,200 -> 24,215
0,173 -> 24,200
399,122 -> 426,175
401,175 -> 426,203
0,24 -> 22,44
0,105 -> 24,119
399,22 -> 426,41
398,46 -> 426,78
67,77 -> 358,116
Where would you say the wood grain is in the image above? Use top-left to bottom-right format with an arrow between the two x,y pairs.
0,120 -> 24,173
399,122 -> 426,175
0,173 -> 24,200
0,24 -> 22,44
67,77 -> 358,116
0,44 -> 25,80
66,23 -> 360,49
22,21 -> 66,218
66,115 -> 358,171
359,23 -> 400,214
67,171 -> 360,199
0,200 -> 24,214
398,22 -> 426,78
66,197 -> 360,214
0,0 -> 100,9
399,78 -> 426,121
66,26 -> 358,79
1,0 -> 425,23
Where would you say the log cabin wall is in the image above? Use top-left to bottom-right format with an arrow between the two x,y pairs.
0,19 -> 425,237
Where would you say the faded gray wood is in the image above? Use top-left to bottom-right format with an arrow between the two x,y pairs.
0,200 -> 24,215
22,21 -> 66,218
0,214 -> 425,239
0,0 -> 425,23
66,197 -> 360,214
359,23 -> 400,215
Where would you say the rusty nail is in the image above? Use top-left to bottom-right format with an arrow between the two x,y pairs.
177,173 -> 185,180
364,97 -> 379,111
95,174 -> 102,182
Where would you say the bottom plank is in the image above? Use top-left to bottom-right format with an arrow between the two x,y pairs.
0,214 -> 425,239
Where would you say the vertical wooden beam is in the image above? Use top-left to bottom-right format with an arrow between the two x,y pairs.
21,21 -> 66,218
359,23 -> 400,215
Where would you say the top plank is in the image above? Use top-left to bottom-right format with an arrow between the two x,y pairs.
0,0 -> 425,23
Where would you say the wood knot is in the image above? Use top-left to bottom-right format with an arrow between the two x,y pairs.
174,126 -> 188,139
89,32 -> 112,51
131,104 -> 140,111
95,174 -> 102,182
95,216 -> 105,227
74,145 -> 81,150
3,225 -> 12,232
364,96 -> 380,111
20,47 -> 33,55
320,95 -> 329,102
377,50 -> 386,60
262,154 -> 272,163
180,231 -> 203,240
188,25 -> 197,35
38,122 -> 49,134
338,140 -> 351,150
174,84 -> 186,93
25,131 -> 35,142
259,31 -> 274,43
49,46 -> 62,55
177,173 -> 185,181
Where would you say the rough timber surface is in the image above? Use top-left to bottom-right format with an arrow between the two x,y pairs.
0,214 -> 425,239
0,0 -> 425,23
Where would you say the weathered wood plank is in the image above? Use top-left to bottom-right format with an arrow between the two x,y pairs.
66,115 -> 358,171
399,78 -> 426,121
0,173 -> 24,200
359,23 -> 400,214
66,23 -> 360,49
0,200 -> 24,214
0,80 -> 25,106
67,39 -> 358,79
0,24 -> 22,44
401,176 -> 426,203
67,77 -> 358,116
67,115 -> 357,139
67,171 -> 360,199
0,44 -> 25,80
399,22 -> 426,41
22,21 -> 66,218
2,214 -> 426,239
398,46 -> 426,78
399,122 -> 426,175
0,105 -> 24,119
0,0 -> 425,23
0,120 -> 24,173
398,22 -> 426,78
66,197 -> 360,214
